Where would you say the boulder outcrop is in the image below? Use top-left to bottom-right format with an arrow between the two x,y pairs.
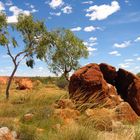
99,63 -> 117,85
69,64 -> 121,109
69,63 -> 140,119
116,68 -> 140,115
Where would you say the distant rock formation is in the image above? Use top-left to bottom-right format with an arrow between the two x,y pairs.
0,77 -> 8,84
15,78 -> 33,90
69,63 -> 140,122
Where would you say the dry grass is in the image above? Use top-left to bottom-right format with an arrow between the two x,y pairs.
0,80 -> 140,140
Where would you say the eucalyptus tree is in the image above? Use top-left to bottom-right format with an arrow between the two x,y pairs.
0,13 -> 52,99
49,29 -> 89,81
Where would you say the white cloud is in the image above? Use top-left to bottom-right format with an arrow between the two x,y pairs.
124,59 -> 134,62
5,0 -> 13,6
49,0 -> 64,9
86,1 -> 120,20
61,5 -> 72,14
7,16 -> 18,23
2,55 -> 10,58
24,3 -> 38,13
0,1 -> 5,11
50,12 -> 61,16
125,0 -> 129,3
31,9 -> 38,13
83,36 -> 98,49
82,1 -> 94,4
135,36 -> 140,42
114,41 -> 131,48
134,66 -> 140,70
118,63 -> 131,68
87,47 -> 97,52
83,41 -> 97,47
89,37 -> 97,42
9,6 -> 30,15
109,51 -> 121,56
71,26 -> 101,32
71,27 -> 82,32
38,67 -> 44,72
30,4 -> 34,9
137,57 -> 140,61
84,26 -> 97,32
7,6 -> 33,23
133,53 -> 139,57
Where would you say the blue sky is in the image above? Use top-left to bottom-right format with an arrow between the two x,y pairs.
0,0 -> 140,76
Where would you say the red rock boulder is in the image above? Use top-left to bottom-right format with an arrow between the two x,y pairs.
69,63 -> 140,118
0,77 -> 8,85
99,63 -> 117,85
69,63 -> 121,108
114,102 -> 138,123
69,64 -> 108,102
116,68 -> 140,115
15,78 -> 33,90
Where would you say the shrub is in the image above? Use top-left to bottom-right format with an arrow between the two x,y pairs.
56,76 -> 69,89
31,76 -> 58,85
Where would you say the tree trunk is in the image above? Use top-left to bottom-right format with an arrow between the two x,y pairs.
6,65 -> 18,99
64,71 -> 69,81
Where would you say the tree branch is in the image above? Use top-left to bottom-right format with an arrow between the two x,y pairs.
17,53 -> 29,65
6,44 -> 16,66
14,50 -> 27,62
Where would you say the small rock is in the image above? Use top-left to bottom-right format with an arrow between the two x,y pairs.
56,99 -> 75,109
0,127 -> 17,140
24,113 -> 34,121
114,102 -> 138,123
0,127 -> 10,136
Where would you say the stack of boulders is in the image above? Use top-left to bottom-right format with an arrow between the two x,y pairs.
69,63 -> 140,123
53,99 -> 80,125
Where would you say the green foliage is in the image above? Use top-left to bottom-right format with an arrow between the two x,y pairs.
49,28 -> 89,79
137,72 -> 140,77
0,13 -> 9,46
56,76 -> 69,89
16,14 -> 52,67
26,59 -> 35,68
0,13 -> 53,98
12,37 -> 18,48
0,13 -> 53,68
0,13 -> 7,30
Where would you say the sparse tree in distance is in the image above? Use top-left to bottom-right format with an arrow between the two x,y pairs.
137,72 -> 140,77
0,13 -> 52,99
49,29 -> 89,81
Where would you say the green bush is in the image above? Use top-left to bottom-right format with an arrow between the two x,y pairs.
137,72 -> 140,77
56,76 -> 69,89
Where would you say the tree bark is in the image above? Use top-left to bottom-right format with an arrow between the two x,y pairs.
64,71 -> 69,81
6,65 -> 18,99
